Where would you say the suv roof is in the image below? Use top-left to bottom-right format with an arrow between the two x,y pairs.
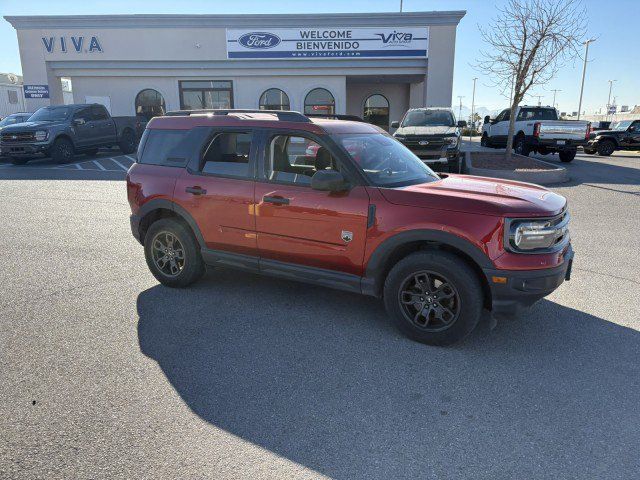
152,109 -> 382,135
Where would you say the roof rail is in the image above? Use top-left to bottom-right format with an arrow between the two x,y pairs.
164,108 -> 311,123
306,113 -> 365,122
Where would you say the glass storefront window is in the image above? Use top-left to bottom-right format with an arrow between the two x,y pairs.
259,88 -> 290,111
304,88 -> 335,116
179,80 -> 233,110
135,89 -> 166,121
363,94 -> 390,130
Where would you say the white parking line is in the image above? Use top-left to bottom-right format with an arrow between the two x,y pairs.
75,163 -> 83,170
110,157 -> 130,172
93,160 -> 107,171
124,155 -> 136,163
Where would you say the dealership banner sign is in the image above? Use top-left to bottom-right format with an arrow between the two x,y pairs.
24,85 -> 50,99
226,27 -> 428,59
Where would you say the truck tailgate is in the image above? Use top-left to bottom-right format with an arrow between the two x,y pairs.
538,121 -> 588,141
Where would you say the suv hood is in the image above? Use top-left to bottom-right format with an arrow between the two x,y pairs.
395,126 -> 457,136
379,174 -> 566,217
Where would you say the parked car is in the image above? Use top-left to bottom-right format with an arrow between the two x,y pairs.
390,107 -> 464,172
584,120 -> 640,156
481,106 -> 590,162
0,104 -> 145,165
127,109 -> 573,346
0,112 -> 32,130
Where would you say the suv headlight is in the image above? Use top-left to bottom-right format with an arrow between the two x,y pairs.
34,130 -> 48,141
445,136 -> 458,148
506,213 -> 570,252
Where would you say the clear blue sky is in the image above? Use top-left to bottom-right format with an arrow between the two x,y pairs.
1,0 -> 637,114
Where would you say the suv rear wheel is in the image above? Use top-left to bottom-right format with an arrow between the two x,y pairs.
383,251 -> 483,346
144,218 -> 205,287
559,149 -> 576,163
119,129 -> 137,154
513,136 -> 530,156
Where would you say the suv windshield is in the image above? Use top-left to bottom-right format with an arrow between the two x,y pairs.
610,121 -> 632,130
333,133 -> 439,187
28,107 -> 71,122
401,110 -> 455,127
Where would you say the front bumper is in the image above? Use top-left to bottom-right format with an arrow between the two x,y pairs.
0,142 -> 51,157
483,244 -> 574,317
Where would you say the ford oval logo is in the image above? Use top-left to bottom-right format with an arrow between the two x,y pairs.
238,32 -> 281,49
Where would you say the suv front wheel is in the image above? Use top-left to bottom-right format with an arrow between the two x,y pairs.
144,218 -> 205,288
383,251 -> 483,346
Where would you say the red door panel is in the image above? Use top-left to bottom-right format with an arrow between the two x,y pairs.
173,170 -> 256,256
254,182 -> 370,275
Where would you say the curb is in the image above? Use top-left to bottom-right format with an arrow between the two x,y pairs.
462,151 -> 569,185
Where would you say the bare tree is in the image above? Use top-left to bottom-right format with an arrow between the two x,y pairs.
477,0 -> 586,157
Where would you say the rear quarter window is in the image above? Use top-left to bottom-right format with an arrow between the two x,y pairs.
138,129 -> 189,167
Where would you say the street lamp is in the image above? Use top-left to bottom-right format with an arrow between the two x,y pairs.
470,78 -> 478,141
457,96 -> 465,126
607,79 -> 617,120
577,38 -> 596,120
551,89 -> 562,109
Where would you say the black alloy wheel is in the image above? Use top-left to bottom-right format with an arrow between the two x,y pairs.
119,129 -> 137,154
51,138 -> 75,163
514,136 -> 530,156
597,140 -> 616,156
398,271 -> 461,332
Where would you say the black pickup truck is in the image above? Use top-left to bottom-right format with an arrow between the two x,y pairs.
0,104 -> 144,165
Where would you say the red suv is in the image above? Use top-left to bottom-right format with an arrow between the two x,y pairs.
127,109 -> 573,345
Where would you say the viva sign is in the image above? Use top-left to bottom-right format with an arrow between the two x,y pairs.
42,36 -> 103,54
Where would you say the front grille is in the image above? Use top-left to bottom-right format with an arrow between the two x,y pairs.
1,132 -> 35,143
402,136 -> 445,147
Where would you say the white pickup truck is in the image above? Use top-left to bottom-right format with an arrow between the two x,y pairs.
481,106 -> 590,162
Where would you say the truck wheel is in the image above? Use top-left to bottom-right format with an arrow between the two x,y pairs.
514,136 -> 530,156
480,134 -> 490,147
583,147 -> 596,155
50,138 -> 75,164
144,218 -> 205,288
597,140 -> 616,156
559,149 -> 576,163
383,251 -> 483,346
11,157 -> 28,165
119,129 -> 137,154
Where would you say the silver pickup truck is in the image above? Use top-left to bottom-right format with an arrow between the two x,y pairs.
481,106 -> 590,162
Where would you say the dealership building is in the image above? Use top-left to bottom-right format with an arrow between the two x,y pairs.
5,11 -> 465,129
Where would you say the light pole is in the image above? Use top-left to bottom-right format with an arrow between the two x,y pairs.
400,0 -> 403,12
551,89 -> 562,109
457,96 -> 465,126
470,78 -> 477,141
577,38 -> 596,120
607,79 -> 617,120
531,95 -> 543,106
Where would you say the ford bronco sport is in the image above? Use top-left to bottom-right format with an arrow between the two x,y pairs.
127,109 -> 573,346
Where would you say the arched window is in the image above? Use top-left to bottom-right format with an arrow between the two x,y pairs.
304,88 -> 335,116
363,94 -> 390,130
259,88 -> 290,111
135,89 -> 166,121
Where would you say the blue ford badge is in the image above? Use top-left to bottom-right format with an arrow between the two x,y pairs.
238,32 -> 281,49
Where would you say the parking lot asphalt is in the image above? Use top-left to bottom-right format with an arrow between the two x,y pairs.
1,149 -> 639,479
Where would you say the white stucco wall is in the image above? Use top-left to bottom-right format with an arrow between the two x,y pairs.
424,25 -> 457,107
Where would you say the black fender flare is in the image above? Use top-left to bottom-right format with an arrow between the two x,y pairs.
135,199 -> 205,247
362,229 -> 494,296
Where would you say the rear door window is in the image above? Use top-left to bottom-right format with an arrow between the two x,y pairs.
91,105 -> 110,120
200,131 -> 253,178
138,129 -> 189,167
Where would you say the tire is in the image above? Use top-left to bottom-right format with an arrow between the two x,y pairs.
383,251 -> 483,346
513,136 -> 530,156
597,140 -> 616,156
11,157 -> 28,165
84,148 -> 99,156
480,134 -> 489,148
144,218 -> 205,288
118,129 -> 137,154
583,148 -> 596,155
559,149 -> 576,163
50,137 -> 75,163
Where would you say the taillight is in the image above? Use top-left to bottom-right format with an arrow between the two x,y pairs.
585,123 -> 591,140
533,122 -> 541,138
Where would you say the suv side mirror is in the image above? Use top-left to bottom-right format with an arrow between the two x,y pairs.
457,120 -> 467,128
74,118 -> 85,126
390,121 -> 400,129
311,169 -> 349,192
483,115 -> 490,124
629,126 -> 636,132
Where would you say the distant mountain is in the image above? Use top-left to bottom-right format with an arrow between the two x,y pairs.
452,105 -> 501,121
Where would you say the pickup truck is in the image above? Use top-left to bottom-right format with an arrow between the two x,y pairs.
481,106 -> 590,162
0,104 -> 144,165
584,119 -> 640,156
